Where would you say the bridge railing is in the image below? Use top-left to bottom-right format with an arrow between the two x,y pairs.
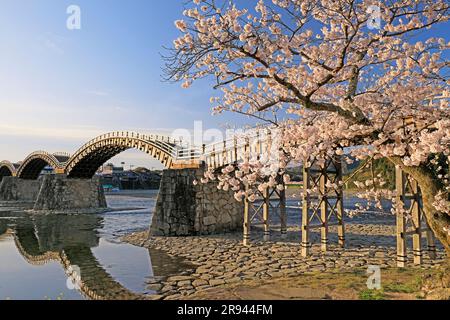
175,147 -> 203,160
63,128 -> 280,169
199,127 -> 279,169
53,152 -> 71,157
69,131 -> 181,160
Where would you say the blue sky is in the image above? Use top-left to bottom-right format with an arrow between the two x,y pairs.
0,0 -> 249,169
0,1 -> 448,169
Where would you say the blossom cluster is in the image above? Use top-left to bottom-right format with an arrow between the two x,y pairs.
167,0 -> 449,217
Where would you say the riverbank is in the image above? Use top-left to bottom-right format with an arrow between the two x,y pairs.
122,225 -> 446,300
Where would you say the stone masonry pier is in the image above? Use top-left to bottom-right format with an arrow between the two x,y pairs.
33,175 -> 107,212
150,168 -> 243,236
0,176 -> 41,202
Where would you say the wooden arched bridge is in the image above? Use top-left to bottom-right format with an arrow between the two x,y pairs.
0,129 -> 279,180
0,129 -> 439,268
0,132 -> 201,181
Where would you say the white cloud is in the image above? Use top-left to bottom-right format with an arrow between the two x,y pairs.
87,90 -> 109,97
37,33 -> 66,55
43,38 -> 64,55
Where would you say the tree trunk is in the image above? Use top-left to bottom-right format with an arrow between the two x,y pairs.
389,157 -> 450,257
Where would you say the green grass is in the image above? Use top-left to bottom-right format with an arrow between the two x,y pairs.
358,289 -> 386,300
384,276 -> 422,294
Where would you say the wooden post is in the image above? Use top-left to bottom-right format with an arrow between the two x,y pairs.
222,141 -> 227,167
233,137 -> 238,163
320,163 -> 329,252
426,223 -> 437,259
335,158 -> 345,248
262,187 -> 270,241
243,186 -> 251,247
396,167 -> 407,268
243,140 -> 251,247
301,165 -> 310,257
212,146 -> 216,169
280,186 -> 287,239
411,179 -> 422,265
255,131 -> 261,159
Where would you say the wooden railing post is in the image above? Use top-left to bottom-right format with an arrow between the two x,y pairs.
233,137 -> 238,162
222,140 -> 227,167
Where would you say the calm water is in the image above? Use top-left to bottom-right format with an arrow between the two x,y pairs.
0,191 -> 193,300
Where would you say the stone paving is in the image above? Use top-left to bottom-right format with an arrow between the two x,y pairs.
123,223 -> 446,300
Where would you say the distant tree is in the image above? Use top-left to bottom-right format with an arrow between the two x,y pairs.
346,158 -> 396,190
165,1 -> 450,255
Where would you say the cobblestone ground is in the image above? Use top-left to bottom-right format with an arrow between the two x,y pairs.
122,222 -> 446,300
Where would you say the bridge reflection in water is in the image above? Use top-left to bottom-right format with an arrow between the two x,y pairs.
0,213 -> 193,300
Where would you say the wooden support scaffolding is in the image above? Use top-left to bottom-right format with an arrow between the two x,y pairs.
241,128 -> 287,245
242,183 -> 287,245
301,157 -> 345,257
395,167 -> 436,267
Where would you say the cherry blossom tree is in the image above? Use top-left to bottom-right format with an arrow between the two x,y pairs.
164,0 -> 450,255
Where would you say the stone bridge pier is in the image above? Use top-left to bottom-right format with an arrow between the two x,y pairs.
150,168 -> 244,236
0,175 -> 107,212
0,176 -> 41,202
33,175 -> 107,212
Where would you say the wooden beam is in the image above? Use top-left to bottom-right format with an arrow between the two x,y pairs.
396,167 -> 407,268
301,165 -> 310,257
426,220 -> 437,259
243,186 -> 251,247
279,182 -> 287,240
263,187 -> 270,241
410,179 -> 422,265
335,157 -> 345,248
320,164 -> 328,252
304,222 -> 342,230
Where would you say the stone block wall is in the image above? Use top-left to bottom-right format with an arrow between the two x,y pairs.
0,176 -> 41,202
150,168 -> 243,236
33,175 -> 107,212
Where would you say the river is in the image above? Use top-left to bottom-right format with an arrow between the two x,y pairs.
0,190 -> 396,300
0,190 -> 194,300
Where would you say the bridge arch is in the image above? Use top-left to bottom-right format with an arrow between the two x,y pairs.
65,132 -> 183,179
16,151 -> 70,180
0,161 -> 18,181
